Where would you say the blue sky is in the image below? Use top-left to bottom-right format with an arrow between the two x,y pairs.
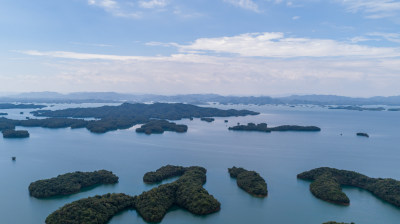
1,0 -> 400,96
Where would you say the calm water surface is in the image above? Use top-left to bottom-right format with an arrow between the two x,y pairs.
1,104 -> 399,224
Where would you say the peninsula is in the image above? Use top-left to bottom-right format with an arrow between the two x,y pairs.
228,166 -> 268,197
29,170 -> 119,198
297,167 -> 400,207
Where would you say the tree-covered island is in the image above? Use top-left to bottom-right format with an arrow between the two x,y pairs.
0,103 -> 258,134
323,222 -> 355,224
356,133 -> 369,138
136,120 -> 188,135
45,165 -> 220,224
298,167 -> 400,207
200,117 -> 215,122
0,103 -> 46,109
2,129 -> 30,138
29,170 -> 119,198
228,122 -> 321,132
0,112 -> 8,116
228,166 -> 268,197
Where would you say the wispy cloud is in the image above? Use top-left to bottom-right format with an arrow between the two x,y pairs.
139,0 -> 168,9
223,0 -> 260,12
335,0 -> 400,18
174,32 -> 400,58
367,32 -> 400,43
88,0 -> 141,18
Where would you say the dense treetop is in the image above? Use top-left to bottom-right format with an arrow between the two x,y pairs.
298,167 -> 400,207
29,170 -> 119,198
143,165 -> 187,183
228,166 -> 268,197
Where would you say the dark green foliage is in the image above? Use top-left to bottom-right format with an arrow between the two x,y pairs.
45,193 -> 136,224
229,123 -> 320,132
143,165 -> 187,183
200,117 -> 215,122
228,166 -> 268,197
310,173 -> 349,205
2,129 -> 29,138
136,120 -> 188,135
0,103 -> 46,109
356,132 -> 369,138
298,167 -> 400,207
29,170 -> 119,198
136,166 -> 220,223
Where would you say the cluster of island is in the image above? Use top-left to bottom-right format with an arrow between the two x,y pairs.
26,165 -> 390,223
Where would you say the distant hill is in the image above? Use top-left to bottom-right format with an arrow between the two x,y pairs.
1,92 -> 400,106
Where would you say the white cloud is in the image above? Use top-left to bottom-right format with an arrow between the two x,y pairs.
292,16 -> 300,20
139,0 -> 168,8
223,0 -> 260,12
88,0 -> 141,18
367,32 -> 400,43
175,32 -> 400,58
335,0 -> 400,18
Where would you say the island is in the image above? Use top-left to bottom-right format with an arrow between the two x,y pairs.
136,165 -> 220,222
136,120 -> 188,135
2,129 -> 30,138
228,166 -> 268,197
323,222 -> 355,224
297,167 -> 400,207
388,108 -> 400,111
228,123 -> 321,132
356,132 -> 369,138
201,117 -> 215,122
45,193 -> 136,224
329,106 -> 385,111
29,170 -> 119,198
0,103 -> 46,109
4,102 -> 259,134
0,112 -> 7,116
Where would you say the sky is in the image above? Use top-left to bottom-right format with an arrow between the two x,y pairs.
1,0 -> 400,97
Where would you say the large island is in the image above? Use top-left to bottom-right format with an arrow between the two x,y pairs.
298,167 -> 400,207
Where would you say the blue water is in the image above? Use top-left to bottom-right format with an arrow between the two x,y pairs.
1,104 -> 400,224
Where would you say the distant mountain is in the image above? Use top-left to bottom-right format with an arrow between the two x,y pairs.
1,92 -> 400,106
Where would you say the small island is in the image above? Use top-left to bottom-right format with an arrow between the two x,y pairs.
388,108 -> 400,111
228,166 -> 268,197
329,106 -> 385,111
229,123 -> 321,132
323,222 -> 355,224
136,165 -> 221,222
136,120 -> 188,135
201,117 -> 215,122
0,112 -> 7,116
2,129 -> 30,138
298,167 -> 400,207
356,132 -> 369,138
46,193 -> 136,224
29,170 -> 119,198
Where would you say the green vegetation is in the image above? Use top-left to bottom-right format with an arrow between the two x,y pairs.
201,117 -> 215,122
143,165 -> 187,183
298,167 -> 400,207
136,165 -> 220,222
229,122 -> 321,132
2,129 -> 29,138
29,170 -> 119,198
136,120 -> 188,135
0,103 -> 46,109
356,132 -> 369,138
228,166 -> 268,197
45,193 -> 136,224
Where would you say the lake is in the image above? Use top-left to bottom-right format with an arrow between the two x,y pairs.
1,104 -> 400,224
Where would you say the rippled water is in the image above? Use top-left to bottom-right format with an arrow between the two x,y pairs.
1,104 -> 399,224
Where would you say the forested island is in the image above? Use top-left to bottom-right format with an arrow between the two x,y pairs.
356,133 -> 369,138
29,170 -> 119,198
136,165 -> 220,222
0,102 -> 259,134
2,129 -> 30,138
228,167 -> 268,197
45,165 -> 220,223
228,123 -> 321,132
136,120 -> 188,135
323,222 -> 355,224
201,117 -> 215,122
0,112 -> 7,116
329,106 -> 385,111
46,193 -> 136,224
0,103 -> 46,109
297,167 -> 400,207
